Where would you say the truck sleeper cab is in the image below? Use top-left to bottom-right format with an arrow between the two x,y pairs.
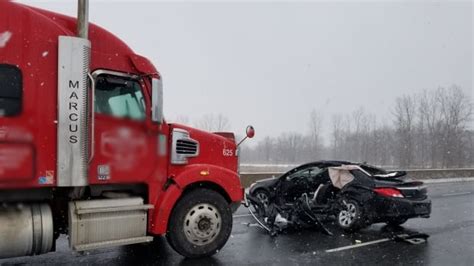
0,1 -> 248,259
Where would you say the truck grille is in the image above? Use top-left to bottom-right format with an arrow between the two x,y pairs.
171,129 -> 199,164
176,139 -> 198,155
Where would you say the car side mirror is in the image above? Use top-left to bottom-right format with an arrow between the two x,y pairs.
151,78 -> 163,124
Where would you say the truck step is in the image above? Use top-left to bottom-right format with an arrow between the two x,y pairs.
69,197 -> 152,252
74,236 -> 154,251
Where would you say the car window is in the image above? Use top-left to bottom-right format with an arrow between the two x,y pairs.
286,166 -> 321,180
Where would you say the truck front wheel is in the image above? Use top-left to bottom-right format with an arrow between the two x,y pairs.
166,188 -> 232,258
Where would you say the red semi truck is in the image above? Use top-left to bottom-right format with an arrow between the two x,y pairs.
0,0 -> 253,259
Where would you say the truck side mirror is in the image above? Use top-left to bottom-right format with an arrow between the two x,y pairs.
246,125 -> 255,138
151,78 -> 163,124
237,125 -> 255,147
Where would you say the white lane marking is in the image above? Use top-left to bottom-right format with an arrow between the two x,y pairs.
441,191 -> 472,197
423,177 -> 474,184
233,213 -> 252,218
325,238 -> 392,253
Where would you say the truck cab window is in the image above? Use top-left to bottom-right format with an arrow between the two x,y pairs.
95,75 -> 145,121
0,64 -> 22,116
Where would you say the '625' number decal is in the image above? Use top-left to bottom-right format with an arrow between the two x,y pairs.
222,148 -> 234,157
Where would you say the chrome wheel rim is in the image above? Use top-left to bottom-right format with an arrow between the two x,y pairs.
183,203 -> 221,246
256,192 -> 269,206
338,202 -> 357,227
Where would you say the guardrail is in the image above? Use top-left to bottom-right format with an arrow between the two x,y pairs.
239,168 -> 474,188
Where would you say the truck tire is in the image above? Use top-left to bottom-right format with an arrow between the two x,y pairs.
166,188 -> 232,258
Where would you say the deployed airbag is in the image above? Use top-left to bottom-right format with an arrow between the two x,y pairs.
328,165 -> 357,189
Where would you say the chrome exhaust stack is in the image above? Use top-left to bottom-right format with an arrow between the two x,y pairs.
77,0 -> 89,39
56,0 -> 91,186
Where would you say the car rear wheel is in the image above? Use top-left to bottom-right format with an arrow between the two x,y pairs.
166,188 -> 232,258
337,198 -> 365,232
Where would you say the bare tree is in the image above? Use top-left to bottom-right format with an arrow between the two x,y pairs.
418,89 -> 442,167
348,107 -> 372,162
416,86 -> 473,167
436,86 -> 473,167
170,115 -> 190,125
240,85 -> 473,168
330,113 -> 344,159
195,113 -> 231,132
308,109 -> 324,158
393,95 -> 416,168
275,133 -> 304,163
259,136 -> 274,163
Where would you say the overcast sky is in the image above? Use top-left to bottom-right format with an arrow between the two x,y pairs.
20,0 -> 473,142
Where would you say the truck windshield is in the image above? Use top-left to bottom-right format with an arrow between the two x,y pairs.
95,75 -> 145,121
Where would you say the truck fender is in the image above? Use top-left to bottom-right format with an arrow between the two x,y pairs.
150,164 -> 243,235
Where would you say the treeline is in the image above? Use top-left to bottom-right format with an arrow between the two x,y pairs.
240,85 -> 474,169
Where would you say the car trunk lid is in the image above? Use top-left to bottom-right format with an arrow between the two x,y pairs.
374,180 -> 427,200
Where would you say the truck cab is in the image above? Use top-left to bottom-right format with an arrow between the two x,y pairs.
0,0 -> 251,259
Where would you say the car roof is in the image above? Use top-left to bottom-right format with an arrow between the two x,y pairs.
281,161 -> 388,178
280,160 -> 354,178
298,160 -> 354,169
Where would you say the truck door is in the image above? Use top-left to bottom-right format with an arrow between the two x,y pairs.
88,71 -> 158,184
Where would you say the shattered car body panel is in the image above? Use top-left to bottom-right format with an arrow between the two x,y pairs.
246,161 -> 431,235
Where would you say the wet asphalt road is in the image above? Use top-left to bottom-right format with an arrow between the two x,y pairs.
1,181 -> 473,266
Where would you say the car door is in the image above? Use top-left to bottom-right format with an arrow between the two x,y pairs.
88,71 -> 158,185
280,166 -> 320,203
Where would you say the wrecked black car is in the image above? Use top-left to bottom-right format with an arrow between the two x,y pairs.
245,161 -> 431,235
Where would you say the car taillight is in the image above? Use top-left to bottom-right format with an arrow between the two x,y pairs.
374,188 -> 404,198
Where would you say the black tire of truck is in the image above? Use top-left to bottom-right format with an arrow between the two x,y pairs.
166,188 -> 233,258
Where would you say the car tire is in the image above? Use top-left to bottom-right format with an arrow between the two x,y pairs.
166,188 -> 232,258
386,218 -> 408,226
254,189 -> 270,206
336,198 -> 365,232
